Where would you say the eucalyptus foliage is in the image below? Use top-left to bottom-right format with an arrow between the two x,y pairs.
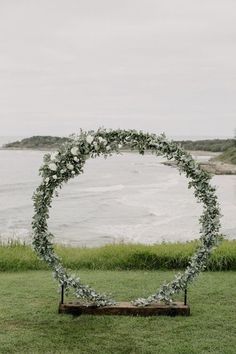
32,129 -> 221,306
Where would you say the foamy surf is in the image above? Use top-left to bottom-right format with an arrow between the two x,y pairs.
75,184 -> 125,193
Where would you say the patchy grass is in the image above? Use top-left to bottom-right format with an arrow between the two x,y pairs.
0,240 -> 236,271
215,146 -> 236,165
0,270 -> 235,353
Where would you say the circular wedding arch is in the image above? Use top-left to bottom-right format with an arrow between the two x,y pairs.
32,129 -> 221,306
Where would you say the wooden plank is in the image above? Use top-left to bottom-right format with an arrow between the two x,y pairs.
59,301 -> 190,317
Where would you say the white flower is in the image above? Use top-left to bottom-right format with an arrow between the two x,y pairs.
45,177 -> 50,183
106,146 -> 111,151
60,169 -> 65,174
71,147 -> 79,156
67,163 -> 74,170
86,135 -> 94,144
52,175 -> 57,180
73,157 -> 79,162
50,152 -> 59,160
98,137 -> 107,145
118,144 -> 123,149
48,163 -> 57,171
71,171 -> 75,175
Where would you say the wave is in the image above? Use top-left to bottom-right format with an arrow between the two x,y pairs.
0,181 -> 36,193
148,211 -> 163,217
75,184 -> 125,193
127,180 -> 178,189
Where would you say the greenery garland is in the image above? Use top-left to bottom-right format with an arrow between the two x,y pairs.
32,129 -> 221,306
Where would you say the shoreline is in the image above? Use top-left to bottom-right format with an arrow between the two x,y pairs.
161,150 -> 236,175
162,159 -> 236,175
1,147 -> 235,174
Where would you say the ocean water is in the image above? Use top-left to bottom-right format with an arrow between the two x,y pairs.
0,143 -> 235,246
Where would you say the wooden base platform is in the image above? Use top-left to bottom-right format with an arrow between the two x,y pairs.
59,301 -> 190,317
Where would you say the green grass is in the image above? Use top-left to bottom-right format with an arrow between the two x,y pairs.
0,270 -> 235,353
215,146 -> 236,165
0,240 -> 236,272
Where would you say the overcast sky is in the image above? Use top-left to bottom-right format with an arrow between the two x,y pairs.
0,0 -> 235,138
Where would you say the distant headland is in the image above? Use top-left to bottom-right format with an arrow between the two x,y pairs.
2,136 -> 69,150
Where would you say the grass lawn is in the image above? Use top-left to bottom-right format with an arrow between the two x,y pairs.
0,270 -> 235,354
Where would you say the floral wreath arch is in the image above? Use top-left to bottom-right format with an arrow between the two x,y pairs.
32,129 -> 221,306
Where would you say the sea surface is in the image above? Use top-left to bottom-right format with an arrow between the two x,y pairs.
0,139 -> 235,246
